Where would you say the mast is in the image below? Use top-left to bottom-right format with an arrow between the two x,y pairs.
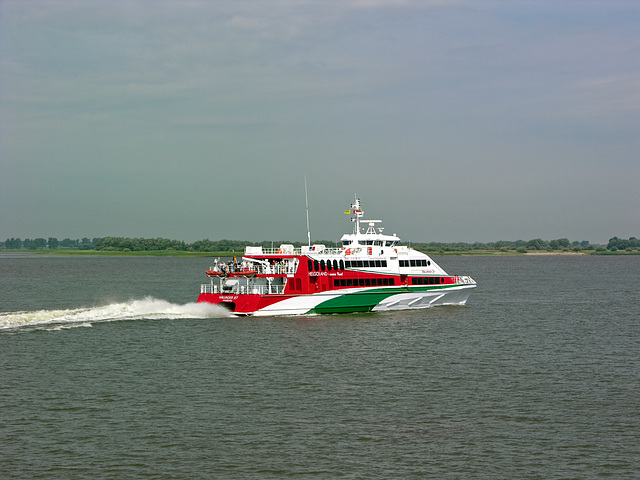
351,196 -> 364,234
350,196 -> 382,237
305,176 -> 311,247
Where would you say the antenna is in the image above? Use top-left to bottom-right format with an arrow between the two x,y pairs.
304,176 -> 311,247
351,195 -> 363,234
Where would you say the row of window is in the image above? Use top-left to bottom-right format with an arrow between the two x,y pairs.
399,259 -> 431,267
412,277 -> 446,285
308,259 -> 345,272
308,258 -> 429,272
345,260 -> 388,268
334,278 -> 396,287
308,258 -> 390,272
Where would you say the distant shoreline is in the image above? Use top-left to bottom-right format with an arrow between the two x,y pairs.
524,251 -> 586,255
4,236 -> 637,255
1,249 -> 637,257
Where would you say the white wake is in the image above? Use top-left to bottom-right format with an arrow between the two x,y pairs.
0,297 -> 231,330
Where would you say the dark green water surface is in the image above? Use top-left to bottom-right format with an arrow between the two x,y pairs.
1,254 -> 639,478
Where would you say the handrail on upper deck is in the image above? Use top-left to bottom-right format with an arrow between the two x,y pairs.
245,246 -> 345,256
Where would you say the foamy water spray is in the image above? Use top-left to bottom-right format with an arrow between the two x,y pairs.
0,297 -> 231,330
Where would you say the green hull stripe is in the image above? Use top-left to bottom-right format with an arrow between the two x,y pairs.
308,285 -> 451,314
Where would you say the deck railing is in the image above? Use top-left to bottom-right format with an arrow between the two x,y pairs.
246,246 -> 344,256
201,283 -> 286,295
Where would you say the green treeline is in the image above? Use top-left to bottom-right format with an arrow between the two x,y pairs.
3,237 -> 97,250
417,237 -> 637,253
2,236 -> 639,253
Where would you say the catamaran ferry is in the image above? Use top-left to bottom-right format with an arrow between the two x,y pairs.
197,197 -> 476,316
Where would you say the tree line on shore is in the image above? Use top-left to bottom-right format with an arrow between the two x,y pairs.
2,236 -> 639,253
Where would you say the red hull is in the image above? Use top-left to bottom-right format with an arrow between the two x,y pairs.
198,292 -> 292,314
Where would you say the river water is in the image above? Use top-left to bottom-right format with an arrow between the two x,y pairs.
1,254 -> 639,478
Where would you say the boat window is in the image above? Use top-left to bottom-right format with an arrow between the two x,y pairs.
308,260 -> 313,271
422,277 -> 441,284
314,260 -> 319,271
339,260 -> 345,270
320,260 -> 326,271
327,260 -> 332,271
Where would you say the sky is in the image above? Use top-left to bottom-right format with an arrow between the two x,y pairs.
1,0 -> 638,244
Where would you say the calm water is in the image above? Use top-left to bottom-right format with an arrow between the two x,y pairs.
1,254 -> 639,478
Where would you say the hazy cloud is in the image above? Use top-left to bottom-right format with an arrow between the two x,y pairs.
1,0 -> 638,243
